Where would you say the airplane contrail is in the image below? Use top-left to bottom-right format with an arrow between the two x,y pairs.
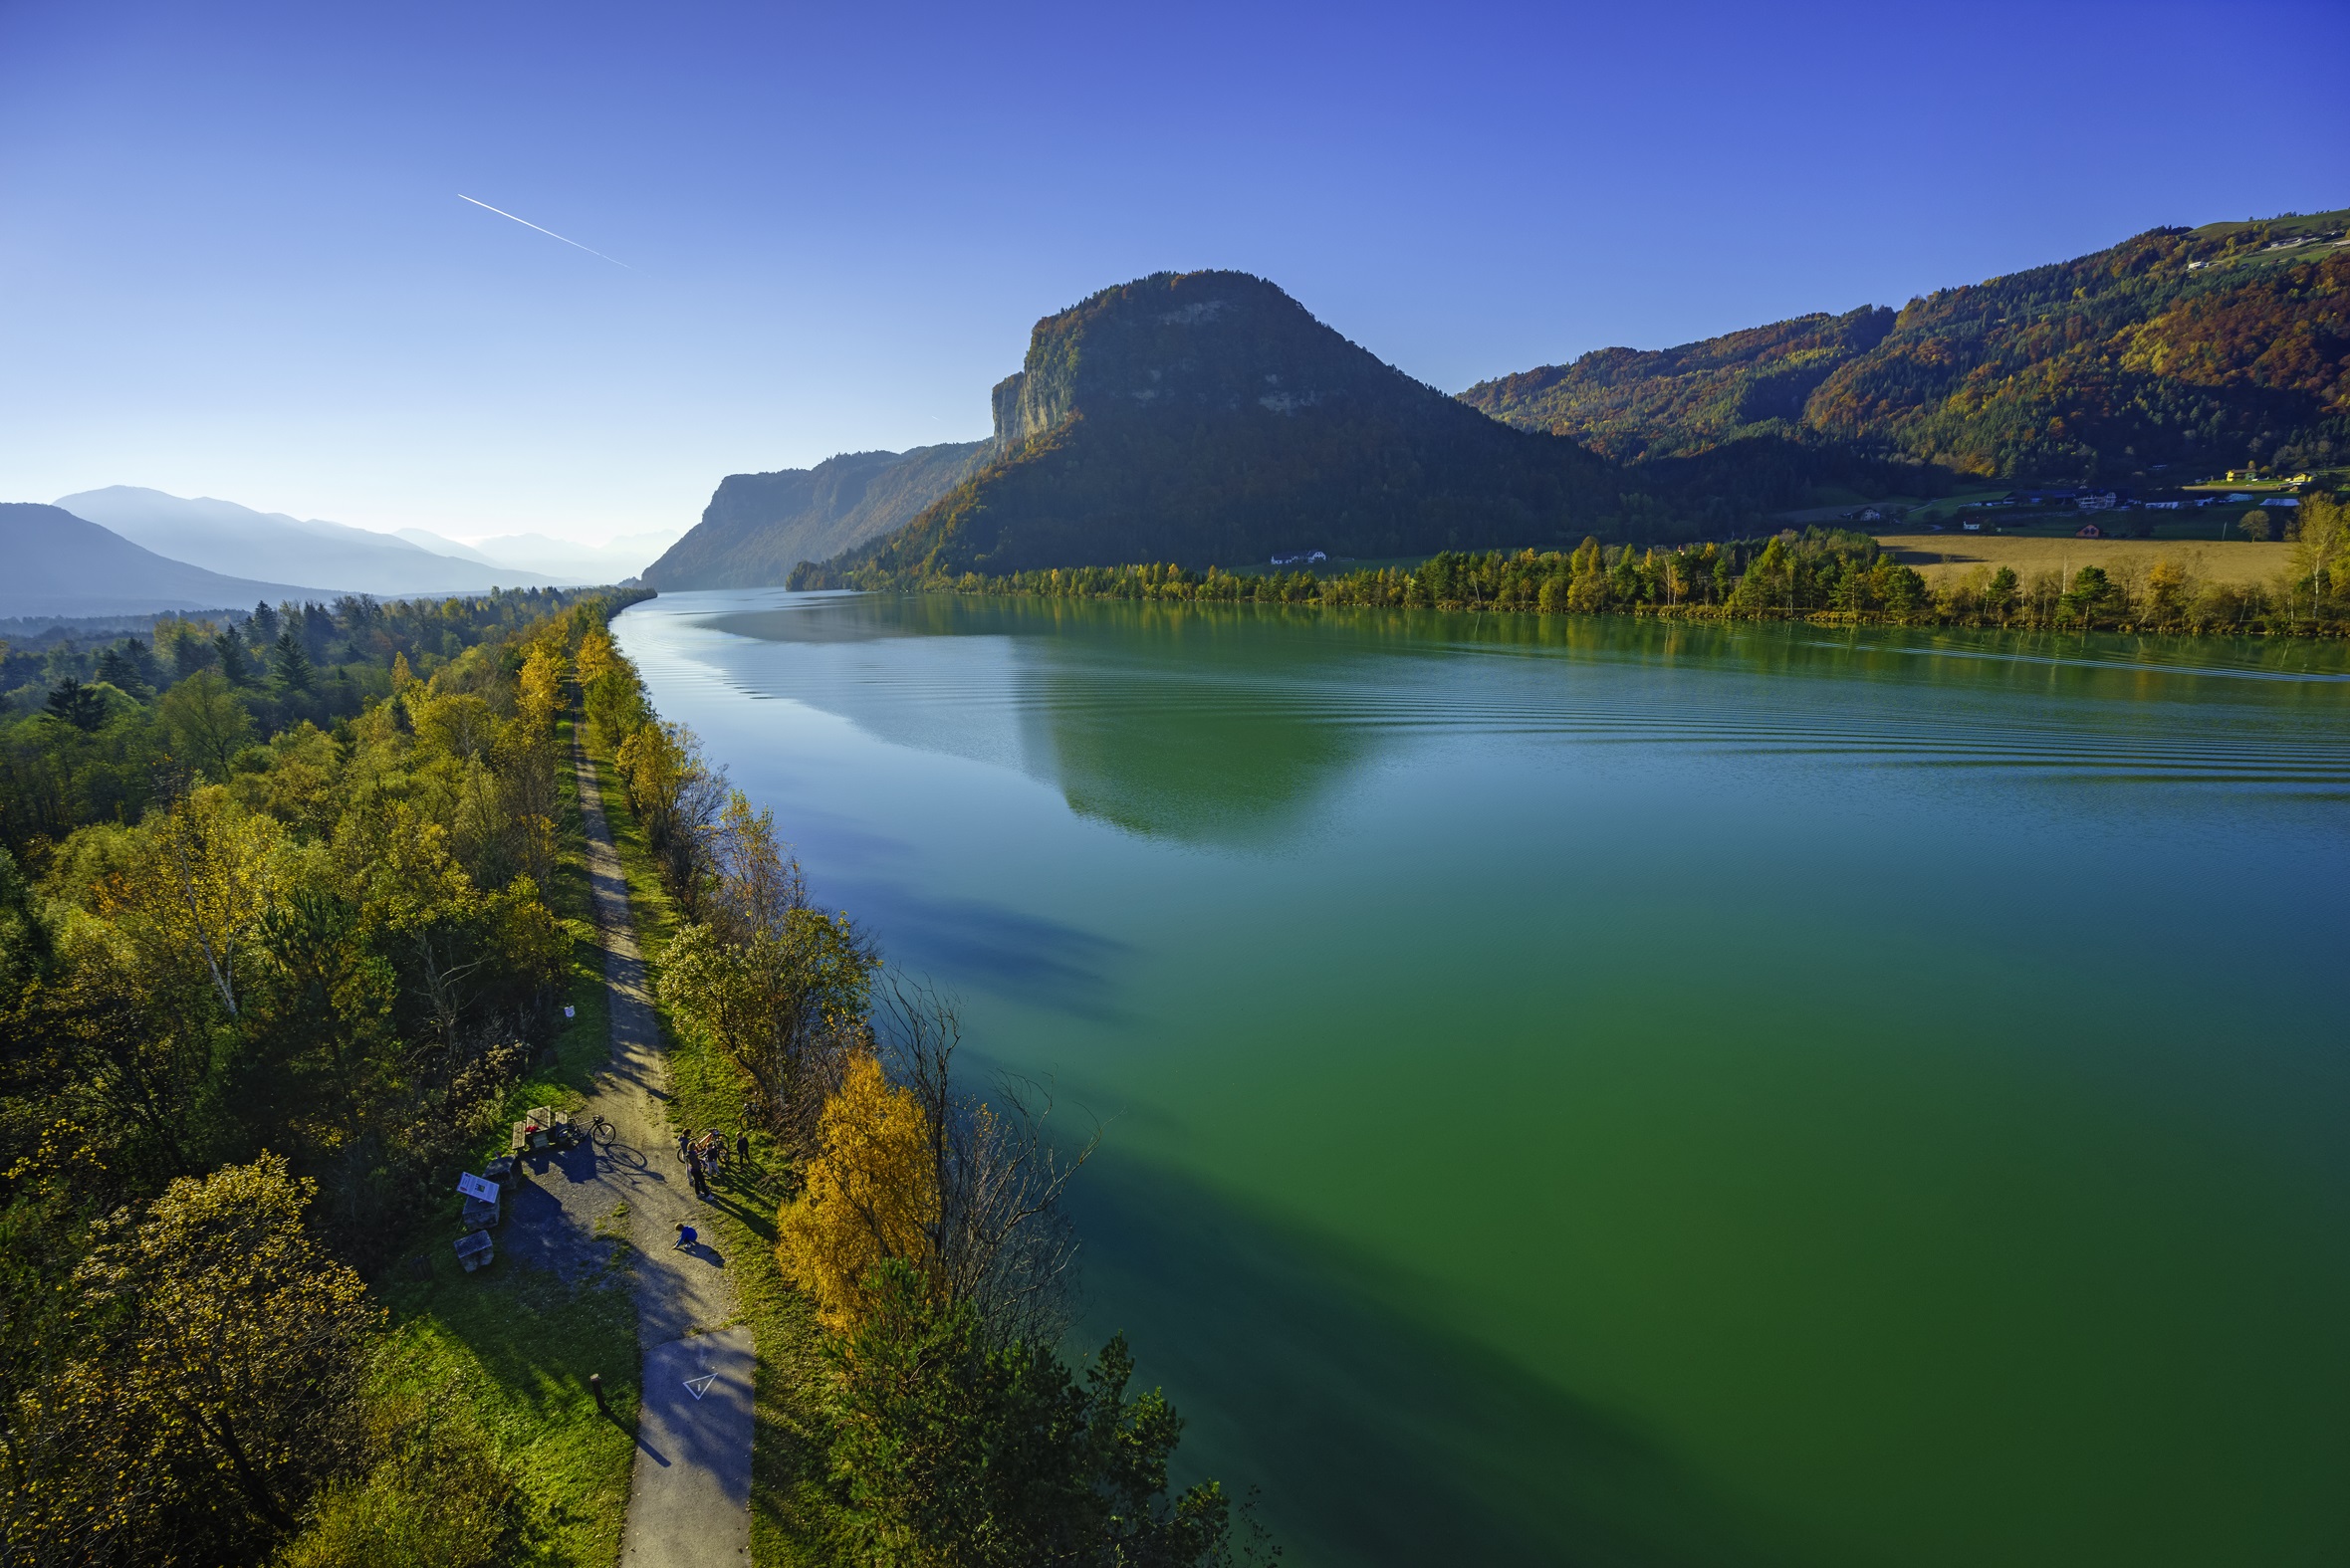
457,194 -> 631,269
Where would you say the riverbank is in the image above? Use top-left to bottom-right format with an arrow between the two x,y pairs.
822,502 -> 2346,636
584,606 -> 1258,1566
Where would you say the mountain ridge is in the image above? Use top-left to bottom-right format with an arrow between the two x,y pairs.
56,487 -> 569,594
1461,207 -> 2350,484
801,271 -> 1619,583
643,442 -> 989,589
0,503 -> 346,618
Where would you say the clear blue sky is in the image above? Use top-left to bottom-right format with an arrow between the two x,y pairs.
3,0 -> 2342,541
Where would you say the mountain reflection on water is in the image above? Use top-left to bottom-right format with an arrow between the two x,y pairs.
698,591 -> 2350,843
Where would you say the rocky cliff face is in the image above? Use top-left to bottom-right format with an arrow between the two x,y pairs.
643,442 -> 987,590
826,271 -> 1615,579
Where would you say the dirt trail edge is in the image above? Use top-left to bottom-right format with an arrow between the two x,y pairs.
572,733 -> 754,1566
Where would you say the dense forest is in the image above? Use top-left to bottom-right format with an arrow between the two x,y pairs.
913,492 -> 2348,636
0,591 -> 607,856
0,589 -> 1250,1565
1463,211 -> 2350,485
0,587 -> 618,1561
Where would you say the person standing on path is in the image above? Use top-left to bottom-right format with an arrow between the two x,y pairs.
689,1152 -> 710,1200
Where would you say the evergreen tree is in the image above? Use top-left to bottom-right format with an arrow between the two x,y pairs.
97,641 -> 152,697
215,631 -> 253,686
273,630 -> 315,695
43,678 -> 108,733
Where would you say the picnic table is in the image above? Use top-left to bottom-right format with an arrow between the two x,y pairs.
510,1106 -> 572,1152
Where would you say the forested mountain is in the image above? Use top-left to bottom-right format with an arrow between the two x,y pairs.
644,443 -> 987,589
799,272 -> 1620,583
1462,209 -> 2350,483
0,502 -> 335,617
55,487 -> 565,594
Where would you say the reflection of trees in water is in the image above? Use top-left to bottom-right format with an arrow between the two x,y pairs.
691,593 -> 2350,839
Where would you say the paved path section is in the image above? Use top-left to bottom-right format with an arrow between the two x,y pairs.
624,1327 -> 756,1568
549,734 -> 752,1567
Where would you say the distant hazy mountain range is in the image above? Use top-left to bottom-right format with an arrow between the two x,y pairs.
0,487 -> 665,621
0,503 -> 339,619
55,488 -> 570,596
643,444 -> 987,590
394,527 -> 681,583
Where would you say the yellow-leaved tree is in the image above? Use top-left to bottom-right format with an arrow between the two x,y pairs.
93,785 -> 290,1018
574,624 -> 615,687
2285,490 -> 2344,620
16,1155 -> 381,1550
516,643 -> 565,736
777,1053 -> 939,1335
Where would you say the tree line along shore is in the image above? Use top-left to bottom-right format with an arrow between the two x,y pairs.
884,491 -> 2349,638
0,588 -> 1259,1565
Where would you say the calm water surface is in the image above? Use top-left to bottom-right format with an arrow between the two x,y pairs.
613,590 -> 2349,1568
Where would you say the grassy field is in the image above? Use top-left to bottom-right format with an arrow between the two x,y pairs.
1876,532 -> 2294,589
578,719 -> 840,1567
361,711 -> 641,1567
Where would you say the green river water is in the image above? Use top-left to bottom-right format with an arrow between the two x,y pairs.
612,590 -> 2348,1568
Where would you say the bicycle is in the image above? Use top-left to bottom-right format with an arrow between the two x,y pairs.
588,1113 -> 615,1146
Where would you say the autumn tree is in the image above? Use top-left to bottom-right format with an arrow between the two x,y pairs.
7,1156 -> 380,1561
2143,558 -> 2193,626
2285,491 -> 2343,618
778,1053 -> 940,1335
91,785 -> 290,1019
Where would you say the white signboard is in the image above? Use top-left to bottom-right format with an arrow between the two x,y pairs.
456,1172 -> 500,1205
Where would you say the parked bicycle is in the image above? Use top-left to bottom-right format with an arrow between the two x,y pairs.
588,1113 -> 615,1146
